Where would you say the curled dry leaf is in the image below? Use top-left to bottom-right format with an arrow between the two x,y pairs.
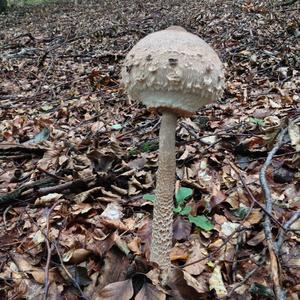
34,192 -> 63,206
74,187 -> 102,203
113,233 -> 130,255
247,230 -> 266,247
173,215 -> 192,241
209,265 -> 227,298
183,238 -> 208,276
167,268 -> 207,298
62,248 -> 91,264
135,282 -> 166,300
170,246 -> 189,262
127,236 -> 142,255
96,279 -> 134,300
9,254 -> 59,285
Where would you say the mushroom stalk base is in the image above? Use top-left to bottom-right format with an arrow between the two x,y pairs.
150,111 -> 177,281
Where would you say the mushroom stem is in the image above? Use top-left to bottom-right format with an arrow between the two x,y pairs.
150,110 -> 177,278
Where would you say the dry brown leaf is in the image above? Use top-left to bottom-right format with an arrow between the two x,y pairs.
135,282 -> 166,300
34,193 -> 63,206
62,248 -> 91,264
209,265 -> 227,297
184,238 -> 208,275
96,279 -> 134,300
127,237 -> 141,255
173,216 -> 191,241
170,246 -> 189,261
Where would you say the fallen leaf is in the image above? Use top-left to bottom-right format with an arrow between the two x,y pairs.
97,279 -> 134,300
209,265 -> 227,297
173,216 -> 192,241
135,282 -> 166,300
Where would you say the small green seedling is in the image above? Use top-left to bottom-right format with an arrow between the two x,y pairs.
143,187 -> 214,232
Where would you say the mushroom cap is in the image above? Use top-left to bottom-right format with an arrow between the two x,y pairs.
121,26 -> 224,116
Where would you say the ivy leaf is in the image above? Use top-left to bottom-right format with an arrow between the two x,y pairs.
143,194 -> 155,203
231,206 -> 249,219
179,205 -> 192,216
188,215 -> 214,231
249,117 -> 264,126
111,124 -> 122,130
175,187 -> 193,205
249,283 -> 275,299
173,206 -> 182,213
140,141 -> 159,153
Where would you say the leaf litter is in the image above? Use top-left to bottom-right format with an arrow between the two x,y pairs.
0,0 -> 300,299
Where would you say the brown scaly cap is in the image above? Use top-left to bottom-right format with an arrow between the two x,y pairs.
121,26 -> 224,116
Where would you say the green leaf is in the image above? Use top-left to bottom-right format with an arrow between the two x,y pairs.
143,194 -> 155,202
140,141 -> 159,153
40,104 -> 53,112
111,124 -> 122,130
179,205 -> 192,216
188,215 -> 214,231
231,206 -> 249,219
249,283 -> 275,299
207,261 -> 215,268
175,187 -> 193,205
249,117 -> 264,126
173,206 -> 182,213
128,148 -> 138,156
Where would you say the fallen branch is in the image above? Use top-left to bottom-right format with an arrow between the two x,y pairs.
0,177 -> 58,206
259,128 -> 287,300
276,207 -> 300,252
54,243 -> 88,300
229,161 -> 284,230
259,116 -> 300,299
276,0 -> 300,6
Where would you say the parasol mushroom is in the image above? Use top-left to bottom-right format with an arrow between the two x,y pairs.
121,26 -> 224,281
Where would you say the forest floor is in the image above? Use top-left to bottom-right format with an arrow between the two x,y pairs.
0,0 -> 300,299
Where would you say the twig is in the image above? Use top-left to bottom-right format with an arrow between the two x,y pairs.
275,116 -> 300,255
53,242 -> 89,300
180,227 -> 247,269
276,207 -> 300,252
35,56 -> 54,96
275,0 -> 300,7
116,117 -> 159,140
44,200 -> 66,300
3,205 -> 12,230
259,128 -> 287,300
36,167 -> 65,181
204,138 -> 222,151
227,251 -> 266,298
22,175 -> 95,198
231,232 -> 243,282
229,161 -> 284,230
181,164 -> 255,269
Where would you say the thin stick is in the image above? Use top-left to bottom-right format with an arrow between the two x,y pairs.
54,243 -> 89,300
229,161 -> 284,230
227,251 -> 266,298
182,162 -> 255,269
44,200 -> 66,300
276,207 -> 300,252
